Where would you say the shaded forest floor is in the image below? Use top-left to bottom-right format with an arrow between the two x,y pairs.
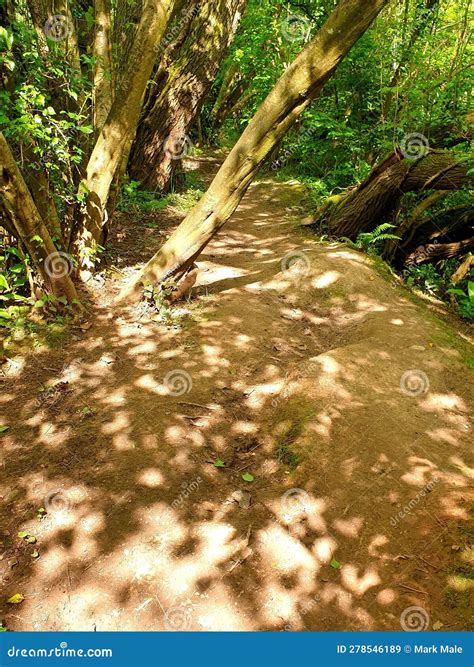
1,155 -> 473,631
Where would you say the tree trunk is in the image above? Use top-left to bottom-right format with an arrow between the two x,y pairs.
120,0 -> 390,302
330,151 -> 473,239
0,133 -> 78,301
73,0 -> 174,272
93,0 -> 114,133
211,64 -> 255,131
129,0 -> 246,192
451,254 -> 474,283
396,205 -> 474,267
406,237 -> 474,265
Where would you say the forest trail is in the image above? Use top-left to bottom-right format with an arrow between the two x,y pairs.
1,155 -> 473,632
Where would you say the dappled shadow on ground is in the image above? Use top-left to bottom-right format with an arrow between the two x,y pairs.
1,158 -> 473,632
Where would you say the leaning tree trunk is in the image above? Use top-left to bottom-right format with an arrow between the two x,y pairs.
120,0 -> 390,302
0,133 -> 78,301
328,150 -> 473,239
129,0 -> 246,192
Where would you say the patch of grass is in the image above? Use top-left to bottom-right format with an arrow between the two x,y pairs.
118,176 -> 205,215
273,407 -> 315,470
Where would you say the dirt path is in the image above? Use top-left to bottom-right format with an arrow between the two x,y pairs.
1,156 -> 473,632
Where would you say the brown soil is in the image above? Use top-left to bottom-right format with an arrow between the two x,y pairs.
1,155 -> 473,632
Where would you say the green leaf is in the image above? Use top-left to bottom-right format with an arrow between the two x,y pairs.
330,558 -> 341,569
468,281 -> 474,302
0,425 -> 9,433
0,274 -> 9,291
17,531 -> 29,539
242,472 -> 254,482
7,593 -> 24,604
214,458 -> 225,468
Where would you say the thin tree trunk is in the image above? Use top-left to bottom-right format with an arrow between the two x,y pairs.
129,0 -> 246,192
120,0 -> 390,302
93,0 -> 114,133
451,254 -> 474,283
381,0 -> 439,120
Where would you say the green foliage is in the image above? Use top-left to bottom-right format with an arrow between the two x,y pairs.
405,258 -> 474,321
447,282 -> 474,321
0,245 -> 29,304
118,178 -> 205,215
355,224 -> 400,253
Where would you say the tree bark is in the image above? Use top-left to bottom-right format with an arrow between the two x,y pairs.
330,151 -> 473,239
120,0 -> 390,301
0,133 -> 78,301
396,205 -> 474,266
93,0 -> 114,133
73,0 -> 174,272
129,0 -> 246,192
